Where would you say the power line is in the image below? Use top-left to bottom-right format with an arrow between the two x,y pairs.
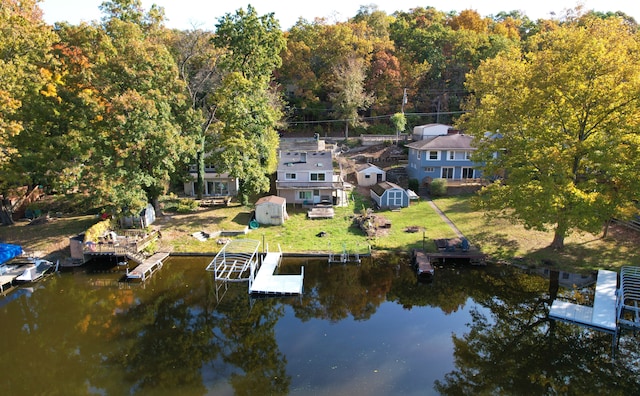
286,111 -> 466,125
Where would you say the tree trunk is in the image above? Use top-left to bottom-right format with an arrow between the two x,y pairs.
0,199 -> 14,225
550,228 -> 565,250
196,136 -> 206,200
602,219 -> 611,238
345,121 -> 349,140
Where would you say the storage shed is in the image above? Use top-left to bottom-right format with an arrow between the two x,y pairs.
255,195 -> 288,225
120,203 -> 156,229
370,182 -> 410,209
355,163 -> 386,187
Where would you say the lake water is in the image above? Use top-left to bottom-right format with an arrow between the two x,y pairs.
1,255 -> 638,395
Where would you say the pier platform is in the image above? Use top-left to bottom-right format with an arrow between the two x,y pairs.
412,250 -> 434,279
126,252 -> 170,282
249,252 -> 303,295
549,269 -> 618,333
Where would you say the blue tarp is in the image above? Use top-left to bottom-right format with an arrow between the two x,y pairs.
0,243 -> 23,265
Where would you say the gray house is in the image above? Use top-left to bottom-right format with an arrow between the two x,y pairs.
275,150 -> 349,206
370,182 -> 409,209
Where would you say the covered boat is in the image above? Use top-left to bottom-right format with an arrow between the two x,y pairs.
0,243 -> 23,265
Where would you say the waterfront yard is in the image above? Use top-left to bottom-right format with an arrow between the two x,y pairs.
0,193 -> 638,273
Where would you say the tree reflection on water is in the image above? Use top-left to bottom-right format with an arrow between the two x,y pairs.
0,255 -> 637,395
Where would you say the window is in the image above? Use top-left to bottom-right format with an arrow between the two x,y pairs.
310,173 -> 326,181
364,174 -> 371,179
298,191 -> 312,200
448,151 -> 471,161
423,167 -> 435,172
285,173 -> 297,180
462,168 -> 474,179
441,167 -> 454,179
416,150 -> 421,160
428,151 -> 439,160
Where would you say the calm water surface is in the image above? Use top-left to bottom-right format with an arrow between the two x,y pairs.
1,255 -> 638,395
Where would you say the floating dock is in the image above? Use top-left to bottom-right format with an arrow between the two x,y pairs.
126,252 -> 170,282
249,251 -> 304,295
549,269 -> 618,333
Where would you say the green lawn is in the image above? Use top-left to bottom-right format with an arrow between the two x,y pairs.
432,195 -> 640,272
2,193 -> 637,274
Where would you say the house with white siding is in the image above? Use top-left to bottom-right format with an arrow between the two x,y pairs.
275,150 -> 349,206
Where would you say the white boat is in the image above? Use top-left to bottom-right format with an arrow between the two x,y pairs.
13,258 -> 55,282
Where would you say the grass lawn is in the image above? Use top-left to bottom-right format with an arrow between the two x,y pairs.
0,215 -> 101,258
1,193 -> 637,274
158,192 -> 457,255
433,195 -> 640,273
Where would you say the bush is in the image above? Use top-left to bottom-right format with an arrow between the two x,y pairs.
175,199 -> 199,213
430,178 -> 448,197
408,178 -> 419,193
84,219 -> 115,243
161,196 -> 199,213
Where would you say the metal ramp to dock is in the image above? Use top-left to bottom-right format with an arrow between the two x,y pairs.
618,266 -> 640,331
126,252 -> 170,282
549,269 -> 618,333
249,249 -> 303,296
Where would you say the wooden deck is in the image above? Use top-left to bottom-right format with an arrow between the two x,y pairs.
308,206 -> 335,219
428,238 -> 486,265
412,250 -> 434,279
126,252 -> 170,282
249,252 -> 304,295
549,269 -> 618,333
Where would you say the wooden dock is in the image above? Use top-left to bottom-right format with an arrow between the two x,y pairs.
428,238 -> 486,265
126,252 -> 170,282
549,269 -> 618,333
249,252 -> 304,295
412,250 -> 434,279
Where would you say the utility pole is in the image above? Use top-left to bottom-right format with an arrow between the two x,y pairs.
397,88 -> 407,145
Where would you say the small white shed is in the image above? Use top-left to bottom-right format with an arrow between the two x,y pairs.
355,163 -> 386,187
255,195 -> 288,225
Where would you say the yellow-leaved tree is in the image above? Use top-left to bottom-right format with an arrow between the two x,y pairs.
459,16 -> 640,249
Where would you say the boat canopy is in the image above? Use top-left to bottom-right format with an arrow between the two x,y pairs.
0,243 -> 23,265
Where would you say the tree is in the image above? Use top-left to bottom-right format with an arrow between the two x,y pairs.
459,16 -> 640,249
169,28 -> 224,199
0,0 -> 56,173
211,6 -> 286,204
328,56 -> 373,139
88,0 -> 198,214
